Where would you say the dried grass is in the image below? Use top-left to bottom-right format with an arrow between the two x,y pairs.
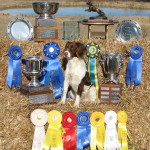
0,14 -> 150,150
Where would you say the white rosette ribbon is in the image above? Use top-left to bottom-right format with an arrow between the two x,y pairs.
31,109 -> 48,150
104,111 -> 121,150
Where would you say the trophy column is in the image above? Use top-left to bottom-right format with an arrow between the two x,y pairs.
32,2 -> 59,41
34,18 -> 58,41
100,53 -> 123,104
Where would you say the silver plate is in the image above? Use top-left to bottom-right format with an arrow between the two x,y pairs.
115,20 -> 142,43
7,17 -> 33,41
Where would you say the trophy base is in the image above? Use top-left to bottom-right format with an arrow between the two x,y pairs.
34,18 -> 58,41
99,83 -> 123,104
21,85 -> 55,105
83,18 -> 113,23
89,16 -> 108,20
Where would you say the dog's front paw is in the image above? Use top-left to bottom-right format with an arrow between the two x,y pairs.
59,99 -> 66,105
94,98 -> 100,104
74,101 -> 80,108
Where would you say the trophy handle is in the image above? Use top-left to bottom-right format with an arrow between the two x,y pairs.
21,58 -> 26,65
21,58 -> 26,74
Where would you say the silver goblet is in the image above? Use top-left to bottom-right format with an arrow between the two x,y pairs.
23,56 -> 43,87
101,53 -> 123,84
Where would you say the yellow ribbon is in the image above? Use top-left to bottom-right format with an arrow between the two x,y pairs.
117,111 -> 128,150
42,110 -> 64,150
90,112 -> 105,150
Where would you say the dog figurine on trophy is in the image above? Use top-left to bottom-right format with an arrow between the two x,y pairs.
86,0 -> 107,19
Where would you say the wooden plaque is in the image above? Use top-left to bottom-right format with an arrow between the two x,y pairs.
34,18 -> 58,41
100,83 -> 123,104
34,26 -> 58,41
21,85 -> 54,105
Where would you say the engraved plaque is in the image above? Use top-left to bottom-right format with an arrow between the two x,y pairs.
40,29 -> 56,38
100,83 -> 123,105
40,20 -> 55,27
21,85 -> 50,92
20,86 -> 54,105
30,93 -> 53,104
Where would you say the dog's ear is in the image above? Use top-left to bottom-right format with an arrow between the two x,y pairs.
76,43 -> 86,59
65,41 -> 71,49
62,57 -> 68,71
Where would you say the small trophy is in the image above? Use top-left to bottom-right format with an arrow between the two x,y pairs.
32,2 -> 59,41
21,56 -> 54,105
100,53 -> 123,104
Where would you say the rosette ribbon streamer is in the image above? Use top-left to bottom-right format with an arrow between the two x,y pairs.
126,45 -> 143,86
90,112 -> 105,150
117,111 -> 128,150
40,42 -> 64,99
62,112 -> 76,150
31,109 -> 48,150
86,42 -> 100,97
42,110 -> 64,150
6,45 -> 22,88
77,111 -> 91,150
104,111 -> 121,150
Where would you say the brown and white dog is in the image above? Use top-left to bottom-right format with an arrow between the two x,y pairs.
60,41 -> 97,107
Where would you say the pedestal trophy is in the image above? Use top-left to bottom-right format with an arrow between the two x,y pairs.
83,0 -> 111,22
21,56 -> 54,105
32,2 -> 59,41
100,53 -> 123,104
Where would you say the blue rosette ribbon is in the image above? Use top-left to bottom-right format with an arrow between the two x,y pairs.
126,45 -> 143,86
6,45 -> 22,88
40,42 -> 64,99
77,111 -> 91,150
86,42 -> 100,97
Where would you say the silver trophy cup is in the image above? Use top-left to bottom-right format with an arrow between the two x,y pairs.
101,53 -> 123,84
32,2 -> 59,19
23,56 -> 43,87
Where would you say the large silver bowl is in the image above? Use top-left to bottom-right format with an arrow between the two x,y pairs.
32,2 -> 59,19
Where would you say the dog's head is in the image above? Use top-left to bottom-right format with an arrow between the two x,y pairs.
63,41 -> 86,59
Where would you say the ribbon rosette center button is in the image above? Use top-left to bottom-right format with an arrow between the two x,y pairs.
134,49 -> 139,54
13,50 -> 18,55
49,47 -> 54,53
52,115 -> 58,121
67,117 -> 72,123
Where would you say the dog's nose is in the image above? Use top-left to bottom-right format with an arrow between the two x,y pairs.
64,51 -> 68,57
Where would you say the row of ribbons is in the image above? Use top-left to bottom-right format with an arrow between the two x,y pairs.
31,109 -> 128,150
6,42 -> 143,98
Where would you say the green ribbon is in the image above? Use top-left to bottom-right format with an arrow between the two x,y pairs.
86,42 -> 100,97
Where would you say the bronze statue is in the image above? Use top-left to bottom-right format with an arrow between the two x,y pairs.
86,0 -> 107,19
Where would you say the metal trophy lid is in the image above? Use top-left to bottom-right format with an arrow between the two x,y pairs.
7,17 -> 33,41
115,20 -> 142,43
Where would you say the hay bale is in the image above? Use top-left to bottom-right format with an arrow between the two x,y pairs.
0,16 -> 150,150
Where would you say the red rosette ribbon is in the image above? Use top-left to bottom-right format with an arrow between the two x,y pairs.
62,112 -> 76,150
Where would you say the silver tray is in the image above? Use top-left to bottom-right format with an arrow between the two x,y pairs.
115,20 -> 142,43
7,17 -> 33,41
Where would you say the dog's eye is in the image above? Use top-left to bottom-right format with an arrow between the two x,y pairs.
70,45 -> 75,50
